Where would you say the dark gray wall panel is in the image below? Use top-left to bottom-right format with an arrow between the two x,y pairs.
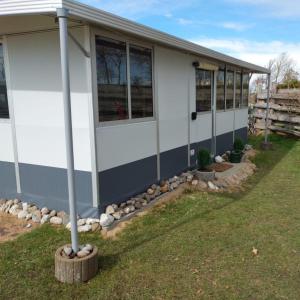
99,155 -> 157,210
160,145 -> 188,180
19,163 -> 95,217
216,131 -> 233,155
0,161 -> 17,198
235,127 -> 248,143
190,139 -> 212,168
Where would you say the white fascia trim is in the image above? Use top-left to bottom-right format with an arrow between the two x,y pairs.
62,0 -> 269,74
0,0 -> 62,16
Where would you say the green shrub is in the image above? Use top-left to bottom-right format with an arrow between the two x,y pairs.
197,148 -> 211,170
233,138 -> 244,152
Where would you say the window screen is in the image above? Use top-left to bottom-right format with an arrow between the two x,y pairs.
96,36 -> 128,122
196,69 -> 212,112
130,45 -> 153,118
216,69 -> 225,110
242,73 -> 249,108
226,71 -> 234,109
235,72 -> 242,108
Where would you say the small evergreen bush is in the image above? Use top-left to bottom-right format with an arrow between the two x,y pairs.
233,138 -> 244,152
197,148 -> 211,170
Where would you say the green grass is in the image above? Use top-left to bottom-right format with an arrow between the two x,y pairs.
1,134 -> 300,299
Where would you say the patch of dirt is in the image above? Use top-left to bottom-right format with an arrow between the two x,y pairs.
207,163 -> 233,172
0,213 -> 37,243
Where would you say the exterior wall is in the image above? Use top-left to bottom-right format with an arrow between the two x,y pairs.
155,46 -> 189,179
0,17 -> 96,216
234,108 -> 248,143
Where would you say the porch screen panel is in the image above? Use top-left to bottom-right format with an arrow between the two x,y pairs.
130,45 -> 153,118
196,69 -> 212,112
216,69 -> 225,110
96,36 -> 128,122
226,71 -> 234,109
0,44 -> 9,119
235,72 -> 242,108
242,73 -> 249,108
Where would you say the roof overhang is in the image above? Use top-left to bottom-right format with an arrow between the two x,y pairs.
0,0 -> 270,74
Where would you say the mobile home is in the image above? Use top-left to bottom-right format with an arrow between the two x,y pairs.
0,0 -> 269,216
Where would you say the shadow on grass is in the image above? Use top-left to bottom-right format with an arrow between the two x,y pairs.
99,134 -> 299,264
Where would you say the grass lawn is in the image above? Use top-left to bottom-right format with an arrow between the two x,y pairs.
1,134 -> 300,299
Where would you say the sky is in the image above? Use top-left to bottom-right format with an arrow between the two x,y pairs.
79,0 -> 300,70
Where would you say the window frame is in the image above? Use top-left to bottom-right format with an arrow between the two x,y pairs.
241,72 -> 250,108
195,68 -> 213,115
0,40 -> 9,120
91,28 -> 156,127
225,69 -> 234,111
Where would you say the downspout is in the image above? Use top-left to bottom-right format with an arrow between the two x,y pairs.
57,8 -> 79,253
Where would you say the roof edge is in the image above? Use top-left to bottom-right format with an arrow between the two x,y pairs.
63,0 -> 270,74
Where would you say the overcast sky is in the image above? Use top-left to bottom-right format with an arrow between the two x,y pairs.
80,0 -> 300,69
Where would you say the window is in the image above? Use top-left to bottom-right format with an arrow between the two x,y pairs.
96,37 -> 128,122
216,69 -> 225,110
0,44 -> 9,119
130,45 -> 153,118
226,70 -> 234,109
95,36 -> 154,122
196,69 -> 212,112
242,73 -> 249,108
235,72 -> 242,108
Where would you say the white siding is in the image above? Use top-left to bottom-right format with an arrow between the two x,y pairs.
96,121 -> 157,172
6,26 -> 92,171
235,108 -> 248,130
216,110 -> 235,136
155,46 -> 189,152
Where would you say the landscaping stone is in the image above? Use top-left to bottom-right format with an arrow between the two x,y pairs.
77,249 -> 90,258
25,213 -> 32,221
13,199 -> 20,205
215,155 -> 224,163
57,211 -> 70,225
112,210 -> 123,220
161,184 -> 169,193
49,210 -> 57,217
77,219 -> 86,226
86,218 -> 99,225
123,206 -> 131,214
50,216 -> 63,225
99,213 -> 114,227
22,202 -> 28,211
105,205 -> 115,215
83,244 -> 93,252
41,207 -> 49,215
41,214 -> 50,224
198,180 -> 208,189
32,211 -> 42,223
63,246 -> 72,256
78,224 -> 92,233
147,188 -> 154,195
208,181 -> 217,190
17,210 -> 27,219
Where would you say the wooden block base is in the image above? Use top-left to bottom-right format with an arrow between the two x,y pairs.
55,244 -> 98,283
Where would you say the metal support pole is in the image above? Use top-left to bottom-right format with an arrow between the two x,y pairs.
57,8 -> 79,253
264,73 -> 271,143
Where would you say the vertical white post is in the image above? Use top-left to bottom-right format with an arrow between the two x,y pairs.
264,73 -> 271,143
57,8 -> 79,253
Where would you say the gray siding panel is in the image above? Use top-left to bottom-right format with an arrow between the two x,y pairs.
235,127 -> 248,143
99,155 -> 157,210
216,131 -> 234,155
160,145 -> 188,180
0,161 -> 17,198
18,163 -> 95,217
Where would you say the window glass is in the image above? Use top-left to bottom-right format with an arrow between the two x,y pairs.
226,71 -> 234,109
130,45 -> 153,118
96,36 -> 128,122
196,69 -> 212,112
242,73 -> 249,108
0,44 -> 9,119
235,72 -> 242,108
216,69 -> 225,110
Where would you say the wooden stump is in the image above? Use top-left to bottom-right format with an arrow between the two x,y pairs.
55,245 -> 98,283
